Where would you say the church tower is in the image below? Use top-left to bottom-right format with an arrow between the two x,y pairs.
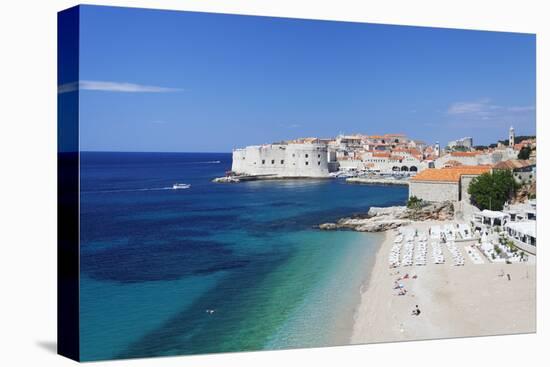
509,126 -> 515,147
434,141 -> 440,157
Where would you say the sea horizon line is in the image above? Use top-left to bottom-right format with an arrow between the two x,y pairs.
79,150 -> 233,154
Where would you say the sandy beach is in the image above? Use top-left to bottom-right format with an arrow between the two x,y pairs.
351,221 -> 536,344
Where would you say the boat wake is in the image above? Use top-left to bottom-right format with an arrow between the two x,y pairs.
83,186 -> 188,194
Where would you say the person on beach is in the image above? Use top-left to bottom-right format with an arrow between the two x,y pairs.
412,305 -> 421,316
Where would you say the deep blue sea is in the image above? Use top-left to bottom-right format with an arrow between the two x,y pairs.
79,152 -> 408,360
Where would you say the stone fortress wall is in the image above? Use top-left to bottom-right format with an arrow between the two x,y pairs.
232,143 -> 330,177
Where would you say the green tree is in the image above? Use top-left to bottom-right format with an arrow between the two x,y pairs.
407,196 -> 423,209
407,196 -> 424,221
517,146 -> 532,160
452,145 -> 469,152
467,170 -> 518,211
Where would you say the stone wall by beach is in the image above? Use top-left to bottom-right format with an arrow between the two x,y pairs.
408,181 -> 459,202
459,174 -> 477,203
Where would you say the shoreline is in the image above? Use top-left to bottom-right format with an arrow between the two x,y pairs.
350,220 -> 536,344
346,177 -> 410,186
213,174 -> 333,183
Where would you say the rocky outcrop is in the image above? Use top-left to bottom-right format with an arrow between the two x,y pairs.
318,201 -> 454,232
513,182 -> 536,203
318,223 -> 338,230
334,217 -> 412,232
404,201 -> 455,221
367,206 -> 408,217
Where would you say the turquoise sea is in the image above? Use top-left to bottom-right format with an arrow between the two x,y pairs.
79,152 -> 408,360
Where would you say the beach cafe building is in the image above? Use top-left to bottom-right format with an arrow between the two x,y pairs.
472,210 -> 510,230
504,221 -> 536,255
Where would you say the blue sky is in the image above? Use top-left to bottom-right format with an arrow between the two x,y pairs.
73,5 -> 536,152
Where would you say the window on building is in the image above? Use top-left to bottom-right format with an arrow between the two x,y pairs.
292,153 -> 295,157
262,160 -> 265,164
305,161 -> 309,165
305,154 -> 309,158
318,154 -> 321,158
281,160 -> 284,164
271,160 -> 275,164
318,161 -> 321,165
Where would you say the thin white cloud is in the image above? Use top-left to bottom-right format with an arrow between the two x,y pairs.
58,80 -> 182,94
447,99 -> 534,119
444,99 -> 535,131
447,98 -> 491,115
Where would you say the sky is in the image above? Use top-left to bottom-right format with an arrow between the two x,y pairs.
69,5 -> 536,152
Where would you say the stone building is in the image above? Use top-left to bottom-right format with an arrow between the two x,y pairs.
408,166 -> 492,203
447,136 -> 473,150
435,149 -> 517,168
493,159 -> 536,184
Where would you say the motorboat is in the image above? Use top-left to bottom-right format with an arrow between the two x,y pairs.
172,183 -> 191,189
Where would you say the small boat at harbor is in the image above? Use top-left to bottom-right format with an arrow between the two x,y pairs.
172,183 -> 191,189
212,176 -> 240,183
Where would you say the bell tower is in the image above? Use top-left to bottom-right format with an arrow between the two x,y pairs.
509,126 -> 515,147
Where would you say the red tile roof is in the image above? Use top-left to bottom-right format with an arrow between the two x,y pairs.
493,160 -> 535,170
411,165 -> 492,183
450,151 -> 481,157
372,152 -> 391,158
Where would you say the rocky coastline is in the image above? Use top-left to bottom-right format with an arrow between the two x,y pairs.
318,201 -> 454,232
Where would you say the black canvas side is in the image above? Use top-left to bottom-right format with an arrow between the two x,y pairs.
57,5 -> 80,362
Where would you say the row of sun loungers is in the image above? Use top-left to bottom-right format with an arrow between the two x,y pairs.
401,240 -> 415,267
388,235 -> 404,268
389,231 -> 432,268
431,241 -> 445,264
445,240 -> 465,266
414,238 -> 428,266
390,224 -> 478,268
